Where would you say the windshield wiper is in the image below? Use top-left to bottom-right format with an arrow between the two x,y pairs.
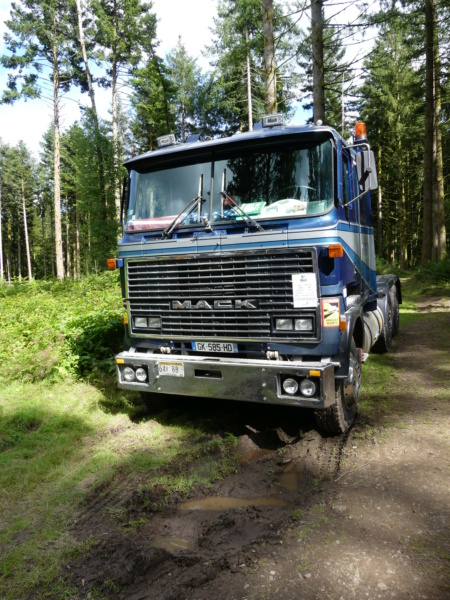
219,168 -> 264,232
161,174 -> 207,240
161,195 -> 206,239
219,190 -> 265,232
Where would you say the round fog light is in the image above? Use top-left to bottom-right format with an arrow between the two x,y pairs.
300,379 -> 316,397
123,366 -> 136,382
135,367 -> 147,382
282,377 -> 299,395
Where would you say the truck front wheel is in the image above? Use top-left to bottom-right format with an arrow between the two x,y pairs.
315,340 -> 361,435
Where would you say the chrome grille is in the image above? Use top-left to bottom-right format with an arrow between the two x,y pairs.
126,249 -> 318,341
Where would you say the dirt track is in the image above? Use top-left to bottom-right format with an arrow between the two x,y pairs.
65,299 -> 450,600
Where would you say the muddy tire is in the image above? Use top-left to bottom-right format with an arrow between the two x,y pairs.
392,292 -> 400,337
315,340 -> 361,435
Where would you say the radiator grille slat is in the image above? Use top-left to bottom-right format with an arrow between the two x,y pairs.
126,250 -> 318,340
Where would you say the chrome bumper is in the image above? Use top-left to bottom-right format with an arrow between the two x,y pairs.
115,352 -> 336,409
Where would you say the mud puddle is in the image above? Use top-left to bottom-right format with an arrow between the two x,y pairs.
179,495 -> 289,511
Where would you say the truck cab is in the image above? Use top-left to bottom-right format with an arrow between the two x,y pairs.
112,116 -> 401,434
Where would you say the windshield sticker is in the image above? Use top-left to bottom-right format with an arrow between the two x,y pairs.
322,299 -> 340,327
292,273 -> 318,308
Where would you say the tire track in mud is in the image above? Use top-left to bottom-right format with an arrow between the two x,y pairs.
64,417 -> 351,600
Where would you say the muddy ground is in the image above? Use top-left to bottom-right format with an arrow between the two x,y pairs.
65,299 -> 450,600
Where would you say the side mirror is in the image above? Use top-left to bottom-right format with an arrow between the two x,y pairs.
356,150 -> 378,191
120,176 -> 127,225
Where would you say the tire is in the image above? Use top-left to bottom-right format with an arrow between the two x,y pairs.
391,292 -> 400,337
315,340 -> 361,435
372,295 -> 393,354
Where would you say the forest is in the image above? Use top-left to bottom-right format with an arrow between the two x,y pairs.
0,0 -> 448,282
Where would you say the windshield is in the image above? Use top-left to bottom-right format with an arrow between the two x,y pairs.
125,138 -> 333,232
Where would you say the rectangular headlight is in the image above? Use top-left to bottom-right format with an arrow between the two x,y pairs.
147,317 -> 161,329
135,317 -> 148,328
275,318 -> 293,331
295,318 -> 313,331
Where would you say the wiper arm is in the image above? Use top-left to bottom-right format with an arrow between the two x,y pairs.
219,191 -> 265,232
161,174 -> 207,240
161,195 -> 206,240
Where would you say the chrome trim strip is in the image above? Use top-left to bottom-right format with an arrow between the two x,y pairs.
116,352 -> 335,409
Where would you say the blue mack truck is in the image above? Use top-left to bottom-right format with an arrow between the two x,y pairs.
111,115 -> 401,435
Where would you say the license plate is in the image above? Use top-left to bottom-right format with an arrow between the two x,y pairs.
191,342 -> 238,353
157,361 -> 185,377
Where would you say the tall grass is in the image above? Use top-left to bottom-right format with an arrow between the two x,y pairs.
0,272 -> 123,384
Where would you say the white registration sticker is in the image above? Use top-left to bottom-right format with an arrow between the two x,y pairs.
157,361 -> 185,377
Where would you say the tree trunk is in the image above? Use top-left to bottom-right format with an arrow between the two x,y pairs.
75,193 -> 81,279
21,174 -> 33,281
421,0 -> 434,266
262,0 -> 277,114
432,0 -> 446,261
75,0 -> 108,224
17,216 -> 22,281
246,29 -> 253,131
66,204 -> 71,278
52,28 -> 64,280
112,0 -> 121,219
311,0 -> 325,123
377,143 -> 383,258
6,219 -> 12,282
0,177 -> 3,281
41,205 -> 47,278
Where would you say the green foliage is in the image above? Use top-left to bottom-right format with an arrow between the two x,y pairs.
0,272 -> 122,384
206,0 -> 298,133
419,258 -> 450,285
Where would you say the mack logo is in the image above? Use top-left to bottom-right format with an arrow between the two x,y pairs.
172,299 -> 259,310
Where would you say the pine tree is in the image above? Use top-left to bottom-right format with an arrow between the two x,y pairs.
1,0 -> 81,279
167,38 -> 201,142
91,0 -> 157,216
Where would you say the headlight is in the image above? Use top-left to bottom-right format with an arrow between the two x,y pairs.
147,317 -> 161,329
300,379 -> 316,397
282,378 -> 299,395
295,318 -> 313,331
123,366 -> 136,382
135,317 -> 161,329
275,318 -> 293,331
135,367 -> 147,382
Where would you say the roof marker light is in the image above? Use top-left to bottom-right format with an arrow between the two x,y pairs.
156,134 -> 176,149
262,114 -> 284,128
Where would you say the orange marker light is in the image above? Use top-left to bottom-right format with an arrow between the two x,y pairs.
328,243 -> 344,258
122,312 -> 129,325
309,370 -> 321,377
339,315 -> 347,331
107,258 -> 116,270
354,121 -> 367,139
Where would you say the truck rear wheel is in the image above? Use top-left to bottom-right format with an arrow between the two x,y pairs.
372,295 -> 393,353
392,292 -> 400,337
315,340 -> 361,435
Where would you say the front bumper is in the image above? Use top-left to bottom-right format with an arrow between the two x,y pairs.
115,352 -> 336,409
